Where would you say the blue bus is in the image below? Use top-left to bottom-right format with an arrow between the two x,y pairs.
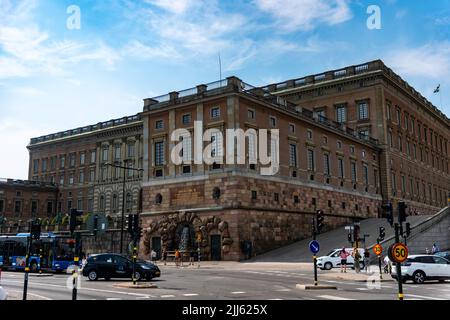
0,233 -> 76,273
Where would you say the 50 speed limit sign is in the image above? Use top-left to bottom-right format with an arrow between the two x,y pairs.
388,243 -> 409,263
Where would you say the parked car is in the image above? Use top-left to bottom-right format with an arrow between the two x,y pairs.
435,251 -> 450,261
391,254 -> 450,284
316,248 -> 365,270
0,286 -> 7,300
82,253 -> 160,281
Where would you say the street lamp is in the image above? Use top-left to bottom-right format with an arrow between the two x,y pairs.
105,160 -> 144,254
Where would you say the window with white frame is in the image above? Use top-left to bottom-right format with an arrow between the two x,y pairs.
102,147 -> 108,162
289,144 -> 297,167
248,132 -> 257,164
182,135 -> 192,163
127,142 -> 135,158
336,104 -> 347,123
182,114 -> 191,124
80,152 -> 85,165
338,158 -> 344,178
211,132 -> 223,158
155,141 -> 165,166
363,164 -> 369,186
211,107 -> 220,118
155,120 -> 164,129
351,162 -> 357,182
307,149 -> 315,171
358,102 -> 369,120
323,153 -> 330,176
115,145 -> 121,160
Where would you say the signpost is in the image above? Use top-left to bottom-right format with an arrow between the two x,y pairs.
309,240 -> 320,286
373,243 -> 383,280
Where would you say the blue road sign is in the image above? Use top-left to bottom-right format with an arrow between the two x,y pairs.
309,240 -> 320,254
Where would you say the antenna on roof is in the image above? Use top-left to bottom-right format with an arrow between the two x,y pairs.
218,52 -> 222,84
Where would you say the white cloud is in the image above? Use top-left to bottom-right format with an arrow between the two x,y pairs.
254,0 -> 352,31
144,0 -> 195,14
121,40 -> 184,60
385,42 -> 450,78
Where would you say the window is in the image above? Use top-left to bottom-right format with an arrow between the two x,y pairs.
50,156 -> 56,170
211,132 -> 223,158
289,124 -> 295,133
388,131 -> 393,147
91,150 -> 96,163
77,199 -> 83,210
350,146 -> 355,154
102,147 -> 108,162
155,120 -> 164,129
410,177 -> 414,195
88,198 -> 93,212
248,109 -> 255,120
363,165 -> 369,186
69,153 -> 75,167
42,159 -> 47,172
67,200 -> 72,212
155,141 -> 165,166
33,159 -> 39,173
251,190 -> 257,200
248,132 -> 257,164
211,107 -> 220,118
31,200 -> 37,216
79,171 -> 84,184
127,163 -> 134,177
337,141 -> 342,149
351,162 -> 357,182
15,201 -> 22,214
270,116 -> 277,127
307,149 -> 315,171
336,104 -> 347,123
127,143 -> 135,158
112,194 -> 118,213
182,114 -> 191,124
392,173 -> 397,195
387,103 -> 391,120
289,144 -> 297,167
307,130 -> 313,140
115,145 -> 121,160
338,158 -> 344,179
359,129 -> 369,140
274,193 -> 279,202
398,135 -> 402,152
322,136 -> 328,144
358,102 -> 369,120
99,195 -> 105,212
126,193 -> 132,212
182,136 -> 192,163
0,199 -> 4,213
69,174 -> 74,185
47,201 -> 53,215
323,154 -> 330,176
396,108 -> 401,124
80,153 -> 85,165
413,144 -> 417,159
316,109 -> 326,122
60,156 -> 65,169
101,166 -> 107,180
89,169 -> 95,182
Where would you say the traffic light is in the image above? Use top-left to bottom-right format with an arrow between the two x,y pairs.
30,219 -> 41,240
347,232 -> 353,243
133,213 -> 140,234
398,201 -> 408,223
316,210 -> 325,234
353,224 -> 360,244
127,214 -> 133,235
69,209 -> 83,234
93,214 -> 99,236
379,226 -> 385,241
405,222 -> 411,237
382,203 -> 394,226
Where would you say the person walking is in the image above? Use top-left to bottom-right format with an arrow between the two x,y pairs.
189,250 -> 195,266
383,255 -> 392,274
151,249 -> 157,264
340,248 -> 350,273
174,249 -> 181,268
363,248 -> 370,272
432,243 -> 440,254
353,249 -> 361,273
162,249 -> 168,266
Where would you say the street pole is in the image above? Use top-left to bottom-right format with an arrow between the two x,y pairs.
120,165 -> 126,254
22,222 -> 32,301
394,223 -> 404,300
377,239 -> 383,280
312,217 -> 318,286
39,249 -> 43,275
132,234 -> 137,285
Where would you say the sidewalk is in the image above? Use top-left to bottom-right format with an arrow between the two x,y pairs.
154,260 -> 313,270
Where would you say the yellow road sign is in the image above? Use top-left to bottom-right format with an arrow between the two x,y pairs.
390,243 -> 408,263
373,244 -> 383,256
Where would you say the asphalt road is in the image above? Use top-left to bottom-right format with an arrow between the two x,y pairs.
1,263 -> 450,301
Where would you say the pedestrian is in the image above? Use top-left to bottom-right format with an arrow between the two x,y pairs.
151,249 -> 157,264
363,248 -> 370,272
353,248 -> 361,273
189,250 -> 195,266
383,255 -> 392,274
340,247 -> 350,273
432,243 -> 440,254
174,249 -> 181,268
426,247 -> 430,255
162,249 -> 168,266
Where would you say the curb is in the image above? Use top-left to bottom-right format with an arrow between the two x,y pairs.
296,284 -> 337,290
112,283 -> 158,289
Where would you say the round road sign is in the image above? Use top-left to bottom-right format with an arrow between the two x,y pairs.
373,244 -> 383,256
309,240 -> 320,254
388,243 -> 409,263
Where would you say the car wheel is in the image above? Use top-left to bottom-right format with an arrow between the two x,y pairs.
133,271 -> 142,282
324,262 -> 333,270
413,271 -> 426,284
88,270 -> 98,281
29,261 -> 38,273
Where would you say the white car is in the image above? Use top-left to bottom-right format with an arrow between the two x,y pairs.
391,254 -> 450,284
0,286 -> 7,300
316,248 -> 365,270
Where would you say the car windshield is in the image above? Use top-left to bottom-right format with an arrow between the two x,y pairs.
327,250 -> 337,256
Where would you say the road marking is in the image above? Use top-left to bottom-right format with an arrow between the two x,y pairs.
231,291 -> 246,294
317,295 -> 354,300
7,290 -> 52,300
267,298 -> 283,300
107,298 -> 122,300
275,288 -> 291,292
406,294 -> 446,300
160,295 -> 176,298
183,293 -> 199,297
356,288 -> 370,291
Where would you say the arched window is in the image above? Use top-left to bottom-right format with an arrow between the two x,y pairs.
99,195 -> 106,212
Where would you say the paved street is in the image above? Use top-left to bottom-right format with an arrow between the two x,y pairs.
1,262 -> 450,301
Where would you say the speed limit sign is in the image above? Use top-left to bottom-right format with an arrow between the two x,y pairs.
388,243 -> 409,263
373,244 -> 383,256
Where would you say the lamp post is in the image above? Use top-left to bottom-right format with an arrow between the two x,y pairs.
105,160 -> 143,254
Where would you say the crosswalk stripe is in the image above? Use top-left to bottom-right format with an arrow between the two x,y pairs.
160,295 -> 176,298
231,291 -> 246,294
183,293 -> 199,297
317,295 -> 355,300
406,294 -> 446,300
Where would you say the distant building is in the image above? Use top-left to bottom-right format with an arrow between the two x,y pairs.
20,60 -> 450,261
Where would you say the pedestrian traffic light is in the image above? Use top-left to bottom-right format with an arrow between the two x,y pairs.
127,214 -> 133,235
405,222 -> 411,237
347,232 -> 353,243
133,213 -> 140,234
316,210 -> 325,234
69,209 -> 83,234
382,203 -> 394,226
378,226 -> 385,241
398,201 -> 408,223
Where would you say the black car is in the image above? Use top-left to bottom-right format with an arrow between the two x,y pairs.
82,253 -> 160,281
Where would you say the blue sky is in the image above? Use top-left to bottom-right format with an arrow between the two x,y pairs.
1,0 -> 450,179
